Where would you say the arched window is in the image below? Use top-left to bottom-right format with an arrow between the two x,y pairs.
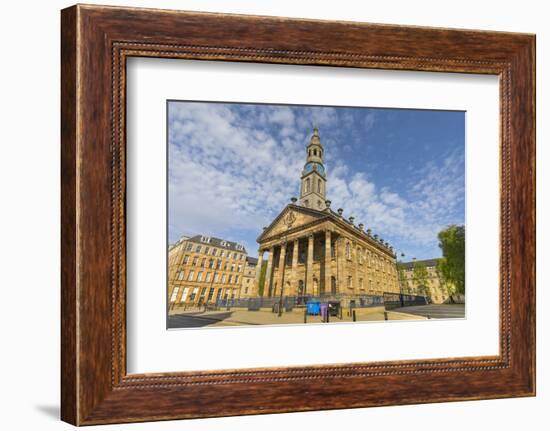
314,149 -> 317,156
317,179 -> 322,193
305,178 -> 311,192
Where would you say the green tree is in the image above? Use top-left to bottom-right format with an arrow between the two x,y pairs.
412,261 -> 429,297
258,261 -> 267,296
437,225 -> 465,295
436,258 -> 457,298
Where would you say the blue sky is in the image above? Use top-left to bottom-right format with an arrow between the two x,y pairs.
168,101 -> 464,260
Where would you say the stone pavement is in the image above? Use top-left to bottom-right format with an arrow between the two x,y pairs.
391,304 -> 465,319
167,307 -> 430,329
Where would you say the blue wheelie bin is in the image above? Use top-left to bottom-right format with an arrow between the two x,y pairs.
306,301 -> 321,315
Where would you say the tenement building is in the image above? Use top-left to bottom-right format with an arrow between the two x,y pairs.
255,128 -> 400,298
240,257 -> 259,298
398,259 -> 450,304
168,235 -> 247,308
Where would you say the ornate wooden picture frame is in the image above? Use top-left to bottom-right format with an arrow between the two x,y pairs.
61,4 -> 535,425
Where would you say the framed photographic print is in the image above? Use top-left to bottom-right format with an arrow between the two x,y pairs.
61,4 -> 535,425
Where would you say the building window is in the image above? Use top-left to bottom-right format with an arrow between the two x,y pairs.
238,264 -> 242,272
206,272 -> 211,282
211,248 -> 217,256
314,149 -> 317,156
186,243 -> 193,251
217,259 -> 221,269
197,271 -> 203,282
304,199 -> 309,208
199,287 -> 207,301
318,200 -> 322,208
220,251 -> 225,257
200,258 -> 206,267
235,275 -> 239,284
346,243 -> 351,259
347,276 -> 352,288
208,259 -> 214,269
207,288 -> 215,301
359,278 -> 364,290
180,287 -> 189,303
228,275 -> 233,284
214,273 -> 220,282
216,289 -> 222,301
305,178 -> 311,193
231,263 -> 235,272
183,255 -> 189,264
192,257 -> 198,266
317,179 -> 321,193
177,270 -> 184,280
170,287 -> 179,303
233,252 -> 237,259
195,245 -> 202,252
224,262 -> 228,271
189,287 -> 198,301
187,270 -> 195,281
221,274 -> 226,283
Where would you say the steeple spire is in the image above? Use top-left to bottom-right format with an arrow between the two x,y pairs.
299,128 -> 327,210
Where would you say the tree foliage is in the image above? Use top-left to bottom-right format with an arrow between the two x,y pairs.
437,225 -> 465,295
258,261 -> 267,296
412,261 -> 429,296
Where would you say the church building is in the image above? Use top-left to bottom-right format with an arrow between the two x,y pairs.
255,128 -> 400,298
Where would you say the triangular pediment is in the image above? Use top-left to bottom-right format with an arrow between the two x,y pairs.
258,204 -> 327,242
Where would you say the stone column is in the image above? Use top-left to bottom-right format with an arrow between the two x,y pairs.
290,239 -> 299,295
265,247 -> 274,297
254,250 -> 264,297
337,237 -> 346,291
306,234 -> 315,295
276,243 -> 287,297
352,242 -> 359,293
324,230 -> 332,295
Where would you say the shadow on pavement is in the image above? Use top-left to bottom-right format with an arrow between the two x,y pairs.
168,311 -> 233,328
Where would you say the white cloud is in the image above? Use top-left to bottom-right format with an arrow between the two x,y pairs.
168,101 -> 463,259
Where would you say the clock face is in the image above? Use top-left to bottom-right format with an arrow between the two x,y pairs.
304,162 -> 326,177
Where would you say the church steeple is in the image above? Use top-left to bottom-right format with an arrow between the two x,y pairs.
299,128 -> 327,210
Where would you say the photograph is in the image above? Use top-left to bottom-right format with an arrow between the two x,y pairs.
166,101 -> 466,329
